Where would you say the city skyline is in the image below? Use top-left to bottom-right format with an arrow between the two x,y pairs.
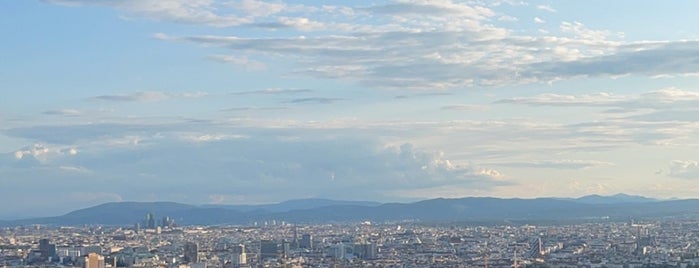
3,0 -> 699,218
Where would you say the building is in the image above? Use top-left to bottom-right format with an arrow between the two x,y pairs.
161,216 -> 172,228
328,243 -> 346,260
231,244 -> 246,267
85,253 -> 105,268
184,242 -> 199,263
300,234 -> 313,250
353,242 -> 378,260
282,240 -> 290,258
145,213 -> 156,229
260,240 -> 279,261
82,246 -> 102,256
39,238 -> 57,260
291,226 -> 299,249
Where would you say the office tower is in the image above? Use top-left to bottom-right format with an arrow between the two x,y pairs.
184,242 -> 199,263
85,253 -> 105,268
291,226 -> 299,249
39,238 -> 56,259
161,216 -> 173,228
300,234 -> 313,250
145,213 -> 156,229
282,240 -> 290,259
231,244 -> 246,266
259,240 -> 279,261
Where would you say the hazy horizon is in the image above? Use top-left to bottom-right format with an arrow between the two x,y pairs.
0,193 -> 672,221
3,1 -> 699,219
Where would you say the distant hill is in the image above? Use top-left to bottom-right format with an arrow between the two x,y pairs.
3,196 -> 699,227
201,198 -> 381,212
8,202 -> 197,226
571,193 -> 658,204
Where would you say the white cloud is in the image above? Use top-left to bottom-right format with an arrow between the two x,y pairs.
496,92 -> 627,107
43,109 -> 82,116
59,165 -> 91,173
668,160 -> 699,179
13,144 -> 78,163
49,0 -> 252,27
533,16 -> 546,24
441,104 -> 490,111
90,91 -> 209,102
498,88 -> 699,110
560,21 -> 610,42
640,87 -> 699,104
47,1 -> 699,89
91,91 -> 170,102
237,0 -> 286,17
498,15 -> 518,22
231,88 -> 312,95
208,55 -> 267,70
1,122 -> 512,204
495,159 -> 614,169
536,4 -> 556,13
179,133 -> 248,142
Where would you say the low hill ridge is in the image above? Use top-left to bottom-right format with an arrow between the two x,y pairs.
3,195 -> 696,227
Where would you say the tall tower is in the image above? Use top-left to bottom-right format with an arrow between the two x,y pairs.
292,226 -> 299,249
231,244 -> 246,267
260,240 -> 279,262
482,242 -> 489,268
39,239 -> 56,260
300,234 -> 313,250
145,213 -> 156,229
85,253 -> 105,268
183,242 -> 199,263
161,216 -> 171,228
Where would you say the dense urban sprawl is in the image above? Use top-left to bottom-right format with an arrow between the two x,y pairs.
3,216 -> 699,268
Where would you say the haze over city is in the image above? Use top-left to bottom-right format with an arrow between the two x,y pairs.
3,0 -> 699,219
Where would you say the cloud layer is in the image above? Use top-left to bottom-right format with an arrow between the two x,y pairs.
48,0 -> 699,89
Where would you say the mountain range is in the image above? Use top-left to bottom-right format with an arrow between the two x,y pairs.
4,194 -> 698,227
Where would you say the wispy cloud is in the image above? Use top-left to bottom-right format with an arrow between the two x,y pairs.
43,109 -> 82,116
496,88 -> 699,109
285,97 -> 344,104
2,125 -> 511,204
90,91 -> 208,102
536,4 -> 556,13
667,160 -> 699,179
496,92 -> 627,107
498,15 -> 518,22
441,105 -> 490,111
208,54 -> 267,70
50,1 -> 699,90
495,159 -> 614,169
91,91 -> 170,102
231,88 -> 313,95
220,106 -> 289,112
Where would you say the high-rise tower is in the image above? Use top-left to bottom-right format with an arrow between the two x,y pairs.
183,242 -> 199,263
231,244 -> 246,267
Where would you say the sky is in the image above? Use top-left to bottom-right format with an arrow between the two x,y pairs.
3,0 -> 699,219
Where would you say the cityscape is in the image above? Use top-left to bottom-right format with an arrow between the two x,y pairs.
4,211 -> 699,268
6,1 -> 699,268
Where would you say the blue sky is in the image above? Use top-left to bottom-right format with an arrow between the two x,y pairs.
3,0 -> 699,219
